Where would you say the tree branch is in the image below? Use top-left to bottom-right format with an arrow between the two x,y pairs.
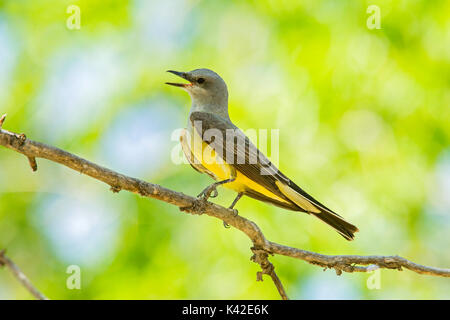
0,250 -> 48,300
0,115 -> 449,299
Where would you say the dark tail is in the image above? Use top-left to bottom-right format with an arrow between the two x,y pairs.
311,210 -> 359,241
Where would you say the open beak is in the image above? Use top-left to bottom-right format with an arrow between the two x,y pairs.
165,70 -> 193,88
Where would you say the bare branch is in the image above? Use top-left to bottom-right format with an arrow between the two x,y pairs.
266,242 -> 450,277
1,122 -> 449,299
0,250 -> 48,300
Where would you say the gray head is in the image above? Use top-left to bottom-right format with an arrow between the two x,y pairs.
166,68 -> 229,119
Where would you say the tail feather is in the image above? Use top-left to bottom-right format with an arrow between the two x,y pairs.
275,181 -> 359,241
311,209 -> 359,241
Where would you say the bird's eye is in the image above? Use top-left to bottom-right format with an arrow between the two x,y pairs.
197,78 -> 205,84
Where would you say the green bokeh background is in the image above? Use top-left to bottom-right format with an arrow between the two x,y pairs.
0,0 -> 449,299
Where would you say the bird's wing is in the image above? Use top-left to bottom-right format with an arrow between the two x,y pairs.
189,112 -> 333,212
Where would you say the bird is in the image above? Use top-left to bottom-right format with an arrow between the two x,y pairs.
166,68 -> 359,240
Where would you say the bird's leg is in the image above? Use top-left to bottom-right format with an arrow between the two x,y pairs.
229,192 -> 243,210
197,178 -> 235,201
223,192 -> 243,228
182,178 -> 236,215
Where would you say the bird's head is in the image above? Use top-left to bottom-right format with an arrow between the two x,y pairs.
166,68 -> 228,111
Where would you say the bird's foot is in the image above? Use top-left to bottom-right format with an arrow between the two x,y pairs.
197,183 -> 219,201
223,208 -> 239,228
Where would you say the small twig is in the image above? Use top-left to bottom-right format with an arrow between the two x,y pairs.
0,115 -> 36,171
0,250 -> 48,300
0,114 -> 6,128
27,156 -> 38,171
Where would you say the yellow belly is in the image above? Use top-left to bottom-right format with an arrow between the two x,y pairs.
187,129 -> 289,203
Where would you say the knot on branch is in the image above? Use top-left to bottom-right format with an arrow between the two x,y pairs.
330,262 -> 361,275
137,181 -> 149,197
179,199 -> 206,215
308,260 -> 345,275
18,133 -> 27,146
251,247 -> 274,281
378,256 -> 403,271
330,264 -> 358,276
0,116 -> 38,171
110,185 -> 121,193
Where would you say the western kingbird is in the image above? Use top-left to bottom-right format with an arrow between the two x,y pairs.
166,68 -> 358,240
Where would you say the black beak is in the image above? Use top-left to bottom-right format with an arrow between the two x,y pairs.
165,70 -> 192,88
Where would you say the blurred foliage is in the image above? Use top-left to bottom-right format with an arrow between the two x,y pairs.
0,0 -> 449,299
